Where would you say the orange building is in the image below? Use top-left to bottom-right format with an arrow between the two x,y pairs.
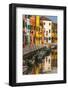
30,16 -> 36,26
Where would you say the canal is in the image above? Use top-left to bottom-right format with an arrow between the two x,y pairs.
23,44 -> 57,75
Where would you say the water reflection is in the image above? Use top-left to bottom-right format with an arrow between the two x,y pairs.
23,44 -> 57,75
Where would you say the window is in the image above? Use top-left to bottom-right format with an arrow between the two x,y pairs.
56,37 -> 57,40
52,52 -> 53,55
49,23 -> 51,25
27,25 -> 31,30
46,31 -> 48,35
55,52 -> 57,55
44,37 -> 46,40
49,29 -> 50,33
46,57 -> 47,62
48,67 -> 50,70
52,37 -> 53,40
49,37 -> 51,40
44,22 -> 45,25
46,38 -> 48,42
49,59 -> 50,63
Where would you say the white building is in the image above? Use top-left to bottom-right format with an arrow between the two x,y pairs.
43,55 -> 51,72
26,16 -> 30,46
43,20 -> 52,43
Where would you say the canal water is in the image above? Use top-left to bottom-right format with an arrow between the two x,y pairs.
23,45 -> 57,75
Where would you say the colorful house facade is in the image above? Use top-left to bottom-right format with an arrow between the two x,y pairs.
42,20 -> 52,44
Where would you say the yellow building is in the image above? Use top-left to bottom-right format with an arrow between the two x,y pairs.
35,16 -> 40,46
35,16 -> 45,46
39,26 -> 44,45
36,16 -> 40,27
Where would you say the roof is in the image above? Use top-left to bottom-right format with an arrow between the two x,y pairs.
40,16 -> 51,21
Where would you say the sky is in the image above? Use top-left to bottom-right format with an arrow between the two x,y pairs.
46,16 -> 57,23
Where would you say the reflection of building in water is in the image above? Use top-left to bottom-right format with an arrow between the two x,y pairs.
43,55 -> 51,72
51,48 -> 57,68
